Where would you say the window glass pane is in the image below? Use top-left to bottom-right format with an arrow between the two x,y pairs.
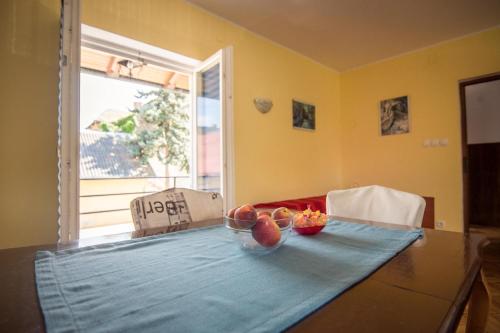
197,63 -> 221,192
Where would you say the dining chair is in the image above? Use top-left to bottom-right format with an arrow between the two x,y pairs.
326,185 -> 426,227
164,187 -> 223,222
130,188 -> 223,235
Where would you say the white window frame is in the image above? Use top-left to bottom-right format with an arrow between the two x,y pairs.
60,18 -> 235,242
59,0 -> 81,243
192,48 -> 235,210
81,25 -> 199,75
221,47 -> 236,210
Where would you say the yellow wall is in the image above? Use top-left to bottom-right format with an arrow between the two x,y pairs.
340,28 -> 500,232
0,0 -> 61,249
0,0 -> 342,249
1,0 -> 498,249
81,0 -> 343,206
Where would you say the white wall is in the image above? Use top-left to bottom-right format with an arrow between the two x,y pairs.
466,79 -> 500,144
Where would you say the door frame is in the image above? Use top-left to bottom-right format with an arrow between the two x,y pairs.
459,72 -> 500,232
60,18 -> 235,242
59,0 -> 81,243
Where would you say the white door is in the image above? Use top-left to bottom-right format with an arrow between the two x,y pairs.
192,48 -> 235,211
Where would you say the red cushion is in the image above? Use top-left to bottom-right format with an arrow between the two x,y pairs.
254,195 -> 327,213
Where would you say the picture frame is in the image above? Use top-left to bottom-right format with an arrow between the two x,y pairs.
293,100 -> 316,130
380,95 -> 409,136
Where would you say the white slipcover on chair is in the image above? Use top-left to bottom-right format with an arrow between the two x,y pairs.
326,185 -> 426,227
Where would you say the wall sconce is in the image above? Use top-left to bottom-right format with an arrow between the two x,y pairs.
254,98 -> 273,114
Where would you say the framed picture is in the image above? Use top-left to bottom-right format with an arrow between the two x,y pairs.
380,95 -> 409,135
293,100 -> 315,130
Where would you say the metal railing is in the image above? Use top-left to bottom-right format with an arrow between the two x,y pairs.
80,176 -> 190,215
80,175 -> 219,216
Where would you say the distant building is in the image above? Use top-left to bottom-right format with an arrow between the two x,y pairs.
85,108 -> 132,132
80,129 -> 154,178
197,126 -> 221,192
79,130 -> 158,229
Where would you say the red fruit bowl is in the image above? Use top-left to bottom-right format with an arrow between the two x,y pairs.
293,225 -> 325,235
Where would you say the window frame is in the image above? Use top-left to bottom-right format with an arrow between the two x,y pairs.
59,18 -> 235,242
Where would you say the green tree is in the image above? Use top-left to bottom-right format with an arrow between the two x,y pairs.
111,88 -> 190,173
113,114 -> 136,134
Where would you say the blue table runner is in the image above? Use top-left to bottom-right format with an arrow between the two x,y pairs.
35,221 -> 422,333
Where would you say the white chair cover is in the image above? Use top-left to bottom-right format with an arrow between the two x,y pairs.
326,185 -> 426,227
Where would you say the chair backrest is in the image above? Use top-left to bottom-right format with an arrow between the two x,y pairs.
130,188 -> 223,233
326,185 -> 426,227
130,191 -> 192,232
165,188 -> 223,222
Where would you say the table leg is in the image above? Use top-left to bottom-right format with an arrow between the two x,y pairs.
465,272 -> 490,333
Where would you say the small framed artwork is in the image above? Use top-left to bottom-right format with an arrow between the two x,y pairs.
380,95 -> 409,136
293,100 -> 315,130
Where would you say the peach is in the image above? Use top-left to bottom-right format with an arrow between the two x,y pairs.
271,207 -> 292,228
235,204 -> 257,228
227,207 -> 237,218
225,207 -> 238,228
252,215 -> 281,247
257,211 -> 271,217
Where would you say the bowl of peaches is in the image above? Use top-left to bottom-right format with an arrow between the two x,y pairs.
292,208 -> 328,235
224,205 -> 293,254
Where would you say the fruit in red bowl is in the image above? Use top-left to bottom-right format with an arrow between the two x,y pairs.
293,208 -> 327,236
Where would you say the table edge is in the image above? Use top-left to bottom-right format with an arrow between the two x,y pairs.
438,236 -> 490,332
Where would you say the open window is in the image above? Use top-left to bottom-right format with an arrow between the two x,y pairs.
59,7 -> 233,241
193,50 -> 234,209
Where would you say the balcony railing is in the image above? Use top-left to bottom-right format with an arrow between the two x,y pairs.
79,176 -> 220,229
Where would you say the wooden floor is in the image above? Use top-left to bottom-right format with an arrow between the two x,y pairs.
457,225 -> 500,333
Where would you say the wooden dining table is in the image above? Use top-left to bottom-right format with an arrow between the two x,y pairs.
0,217 -> 490,333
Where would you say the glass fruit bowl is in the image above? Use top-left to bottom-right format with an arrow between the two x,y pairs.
224,209 -> 293,255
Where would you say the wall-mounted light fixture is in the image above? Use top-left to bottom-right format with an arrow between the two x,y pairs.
117,57 -> 146,78
254,98 -> 273,114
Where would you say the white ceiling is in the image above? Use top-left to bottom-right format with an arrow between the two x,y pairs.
188,0 -> 500,71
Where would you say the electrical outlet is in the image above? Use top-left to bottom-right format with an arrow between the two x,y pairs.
435,220 -> 446,229
439,138 -> 449,146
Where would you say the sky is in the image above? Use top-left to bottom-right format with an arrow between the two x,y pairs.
80,71 -> 221,131
80,72 -> 156,130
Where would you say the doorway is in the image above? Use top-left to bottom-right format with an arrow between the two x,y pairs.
460,73 -> 500,231
59,7 -> 234,242
77,25 -> 234,238
79,26 -> 195,238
